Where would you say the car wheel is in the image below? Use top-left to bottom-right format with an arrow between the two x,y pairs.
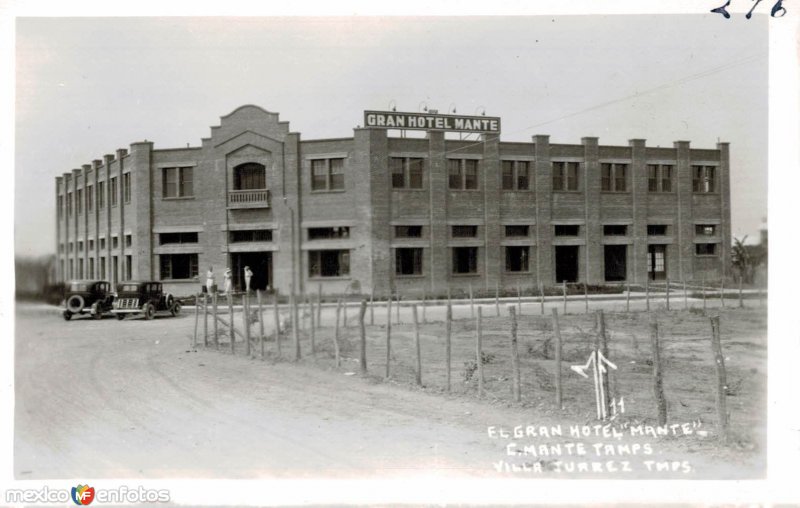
63,310 -> 72,321
66,295 -> 85,314
143,303 -> 155,320
116,313 -> 125,321
170,302 -> 182,316
91,303 -> 102,319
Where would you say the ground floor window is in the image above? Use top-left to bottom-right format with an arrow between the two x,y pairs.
648,245 -> 667,281
160,254 -> 199,280
395,248 -> 423,276
452,247 -> 479,275
505,246 -> 530,272
89,258 -> 95,279
99,257 -> 106,279
309,249 -> 350,277
125,255 -> 132,280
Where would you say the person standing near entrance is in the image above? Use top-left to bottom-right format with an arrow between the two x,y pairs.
244,266 -> 253,292
205,266 -> 215,294
223,268 -> 233,295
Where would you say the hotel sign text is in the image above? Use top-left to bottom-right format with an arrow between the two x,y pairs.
364,111 -> 501,133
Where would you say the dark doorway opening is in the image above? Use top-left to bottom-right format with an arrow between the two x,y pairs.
231,252 -> 272,291
555,245 -> 579,283
604,245 -> 627,282
648,244 -> 667,281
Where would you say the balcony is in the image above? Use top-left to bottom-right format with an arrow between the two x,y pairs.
228,189 -> 271,209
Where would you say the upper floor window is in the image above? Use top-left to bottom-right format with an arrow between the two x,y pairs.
601,163 -> 628,192
57,196 -> 63,218
603,225 -> 627,236
230,230 -> 273,243
110,177 -> 118,206
648,164 -> 673,192
123,173 -> 132,203
695,224 -> 717,236
504,225 -> 529,237
553,161 -> 579,191
311,158 -> 345,191
234,163 -> 266,190
394,225 -> 423,238
692,165 -> 716,193
390,157 -> 424,189
76,189 -> 83,214
125,234 -> 132,248
98,181 -> 105,209
67,192 -> 73,216
159,232 -> 199,245
448,159 -> 479,190
451,225 -> 478,238
502,160 -> 530,191
163,167 -> 194,198
86,185 -> 93,212
308,226 -> 350,240
647,224 -> 669,236
554,225 -> 580,236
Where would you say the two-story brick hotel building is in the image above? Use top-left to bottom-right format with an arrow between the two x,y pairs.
54,105 -> 731,297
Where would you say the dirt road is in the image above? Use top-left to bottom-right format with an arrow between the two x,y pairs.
14,302 -> 764,479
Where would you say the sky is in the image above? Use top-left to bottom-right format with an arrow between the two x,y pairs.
14,15 -> 768,257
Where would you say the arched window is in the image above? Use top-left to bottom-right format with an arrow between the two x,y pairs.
234,163 -> 266,190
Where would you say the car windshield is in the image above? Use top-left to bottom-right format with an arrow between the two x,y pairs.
69,283 -> 88,292
119,284 -> 140,292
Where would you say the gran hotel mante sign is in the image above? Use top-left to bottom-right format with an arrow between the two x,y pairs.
364,110 -> 502,133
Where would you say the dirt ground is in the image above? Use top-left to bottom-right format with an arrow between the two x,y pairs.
14,296 -> 766,480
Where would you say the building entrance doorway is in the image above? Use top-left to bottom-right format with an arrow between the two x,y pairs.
555,245 -> 579,283
230,252 -> 272,291
647,245 -> 667,281
604,245 -> 627,282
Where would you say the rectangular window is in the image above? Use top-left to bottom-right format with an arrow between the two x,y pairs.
229,230 -> 273,242
647,165 -> 658,192
234,165 -> 265,190
310,158 -> 346,191
308,250 -> 350,277
123,173 -> 131,203
125,255 -> 132,280
661,165 -> 672,192
159,232 -> 199,245
554,161 -> 579,191
110,177 -> 118,206
308,227 -> 350,240
693,165 -> 717,193
163,167 -> 193,198
78,259 -> 84,279
67,192 -> 73,216
112,236 -> 119,249
88,239 -> 94,250
504,225 -> 529,237
695,224 -> 717,236
89,258 -> 95,279
394,225 -> 423,238
390,157 -> 425,189
603,225 -> 628,236
100,238 -> 106,250
505,246 -> 530,272
57,196 -> 63,218
648,164 -> 673,192
552,162 -> 564,191
125,234 -> 132,248
602,163 -> 627,192
451,225 -> 478,238
452,247 -> 479,274
76,189 -> 83,214
448,159 -> 479,190
98,181 -> 105,209
648,225 -> 668,236
566,162 -> 579,190
554,225 -> 580,236
159,253 -> 199,280
695,243 -> 717,256
86,185 -> 93,212
502,161 -> 530,191
395,248 -> 423,276
100,257 -> 106,279
77,241 -> 83,251
68,242 -> 73,252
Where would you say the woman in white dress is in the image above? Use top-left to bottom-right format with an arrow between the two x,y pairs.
223,268 -> 233,295
205,266 -> 215,293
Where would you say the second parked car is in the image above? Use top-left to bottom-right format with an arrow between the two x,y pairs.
111,281 -> 181,320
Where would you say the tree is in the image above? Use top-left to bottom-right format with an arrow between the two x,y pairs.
731,236 -> 766,285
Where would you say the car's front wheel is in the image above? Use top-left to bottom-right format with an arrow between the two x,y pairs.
143,303 -> 155,320
170,302 -> 182,316
116,313 -> 125,321
91,303 -> 102,319
63,310 -> 72,321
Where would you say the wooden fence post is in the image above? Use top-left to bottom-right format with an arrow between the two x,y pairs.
645,278 -> 650,311
702,278 -> 707,311
650,315 -> 667,426
396,294 -> 401,325
308,295 -> 316,354
212,291 -> 219,349
584,283 -> 589,313
359,300 -> 368,374
228,293 -> 235,354
385,294 -> 392,379
539,284 -> 545,315
422,288 -> 427,324
738,275 -> 744,308
291,292 -> 300,361
469,283 -> 475,319
273,291 -> 281,358
596,309 -> 611,414
625,282 -> 630,313
551,308 -> 563,410
193,293 -> 199,348
369,287 -> 375,326
666,279 -> 670,311
517,284 -> 522,315
446,301 -> 452,392
333,299 -> 342,367
203,293 -> 208,347
509,306 -> 521,403
257,290 -> 264,359
243,293 -> 251,357
476,306 -> 484,397
343,295 -> 349,328
720,279 -> 725,308
317,283 -> 322,326
413,304 -> 422,386
495,282 -> 500,317
562,281 -> 567,314
709,316 -> 729,442
683,280 -> 688,310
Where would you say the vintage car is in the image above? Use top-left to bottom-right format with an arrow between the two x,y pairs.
111,281 -> 181,320
62,280 -> 115,320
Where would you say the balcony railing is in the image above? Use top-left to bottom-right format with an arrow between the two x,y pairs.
228,189 -> 270,208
